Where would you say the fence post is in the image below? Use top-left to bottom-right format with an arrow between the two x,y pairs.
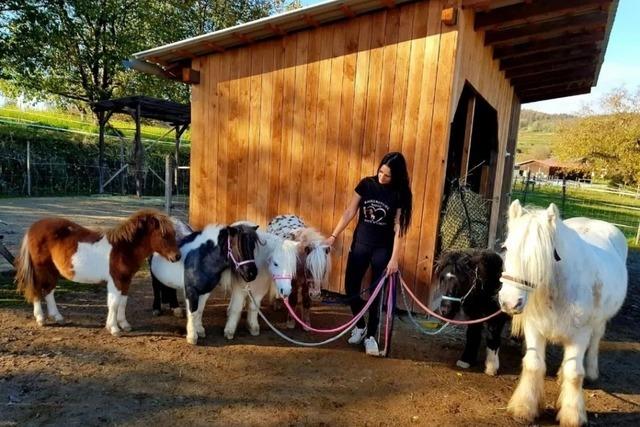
562,176 -> 567,215
164,155 -> 173,215
636,222 -> 640,246
26,139 -> 31,197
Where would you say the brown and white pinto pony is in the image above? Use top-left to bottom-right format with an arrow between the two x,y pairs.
14,209 -> 180,336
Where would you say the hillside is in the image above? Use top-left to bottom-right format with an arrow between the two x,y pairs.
516,109 -> 574,162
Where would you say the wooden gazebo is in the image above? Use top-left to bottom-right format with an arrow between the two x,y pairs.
92,96 -> 190,196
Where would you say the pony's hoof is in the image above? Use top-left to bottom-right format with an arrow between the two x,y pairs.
224,331 -> 235,340
53,315 -> 65,325
286,317 -> 295,329
248,325 -> 260,336
110,328 -> 122,337
508,401 -> 538,424
152,309 -> 162,316
484,365 -> 498,376
456,360 -> 471,369
197,328 -> 206,338
557,407 -> 587,427
173,307 -> 184,318
36,317 -> 46,327
120,323 -> 132,332
186,335 -> 198,345
585,367 -> 599,382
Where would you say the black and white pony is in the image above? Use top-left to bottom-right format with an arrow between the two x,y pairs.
435,248 -> 509,376
222,224 -> 299,340
149,222 -> 260,344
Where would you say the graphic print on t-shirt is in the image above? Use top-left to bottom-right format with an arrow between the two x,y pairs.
362,199 -> 390,225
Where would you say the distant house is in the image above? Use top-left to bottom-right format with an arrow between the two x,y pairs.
516,159 -> 590,181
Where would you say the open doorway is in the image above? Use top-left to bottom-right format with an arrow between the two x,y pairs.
439,83 -> 499,252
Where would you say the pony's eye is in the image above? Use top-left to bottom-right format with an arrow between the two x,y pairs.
273,262 -> 279,267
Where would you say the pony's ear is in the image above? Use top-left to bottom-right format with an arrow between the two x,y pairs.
252,225 -> 259,231
508,200 -> 523,221
546,203 -> 560,223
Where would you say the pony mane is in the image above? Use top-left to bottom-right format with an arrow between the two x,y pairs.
106,209 -> 173,244
505,205 -> 558,308
295,226 -> 325,244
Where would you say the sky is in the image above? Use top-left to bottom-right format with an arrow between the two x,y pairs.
302,0 -> 640,115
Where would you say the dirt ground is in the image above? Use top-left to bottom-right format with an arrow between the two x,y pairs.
0,196 -> 638,426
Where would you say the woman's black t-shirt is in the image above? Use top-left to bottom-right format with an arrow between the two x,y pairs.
353,176 -> 399,248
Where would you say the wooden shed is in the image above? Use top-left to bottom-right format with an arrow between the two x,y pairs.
131,0 -> 617,300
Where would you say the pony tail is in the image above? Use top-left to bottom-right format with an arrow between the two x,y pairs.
15,233 -> 38,303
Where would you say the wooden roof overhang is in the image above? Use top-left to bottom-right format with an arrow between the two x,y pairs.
463,0 -> 618,103
92,96 -> 190,127
131,0 -> 617,104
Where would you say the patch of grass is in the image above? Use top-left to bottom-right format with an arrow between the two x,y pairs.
511,184 -> 640,246
0,272 -> 100,308
516,130 -> 559,162
0,106 -> 191,144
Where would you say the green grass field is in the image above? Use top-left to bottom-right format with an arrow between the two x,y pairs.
516,130 -> 559,161
511,183 -> 640,246
0,105 -> 191,144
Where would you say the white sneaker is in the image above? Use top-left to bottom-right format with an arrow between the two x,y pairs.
364,336 -> 380,356
348,326 -> 367,345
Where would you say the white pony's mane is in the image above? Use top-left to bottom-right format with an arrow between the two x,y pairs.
295,227 -> 330,285
506,204 -> 561,334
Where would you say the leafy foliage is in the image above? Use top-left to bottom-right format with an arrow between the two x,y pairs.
554,87 -> 640,185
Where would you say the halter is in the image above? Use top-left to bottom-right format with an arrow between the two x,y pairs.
227,234 -> 256,270
441,267 -> 479,304
272,274 -> 293,281
499,248 -> 561,292
500,273 -> 537,292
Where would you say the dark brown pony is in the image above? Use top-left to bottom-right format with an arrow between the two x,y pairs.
14,209 -> 180,336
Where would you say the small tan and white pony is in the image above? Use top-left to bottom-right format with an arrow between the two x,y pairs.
499,200 -> 628,427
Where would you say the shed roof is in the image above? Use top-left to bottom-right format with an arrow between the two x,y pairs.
92,96 -> 190,127
131,0 -> 618,103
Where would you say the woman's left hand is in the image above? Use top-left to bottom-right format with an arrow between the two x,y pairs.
385,259 -> 398,276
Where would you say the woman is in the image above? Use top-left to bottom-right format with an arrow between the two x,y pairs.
326,152 -> 412,355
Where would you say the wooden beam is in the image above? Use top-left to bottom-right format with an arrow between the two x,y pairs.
340,5 -> 356,18
232,32 -> 253,43
302,13 -> 320,27
205,41 -> 225,53
175,49 -> 197,59
461,0 -> 493,10
485,11 -> 608,46
506,58 -> 597,79
181,68 -> 200,84
460,96 -> 476,185
380,0 -> 396,8
147,56 -> 168,66
493,30 -> 605,60
511,68 -> 596,89
500,49 -> 600,71
441,7 -> 458,26
266,23 -> 287,36
518,80 -> 593,96
520,86 -> 591,103
476,0 -> 611,30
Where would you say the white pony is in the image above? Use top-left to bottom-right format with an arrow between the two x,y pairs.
499,200 -> 628,427
222,228 -> 299,339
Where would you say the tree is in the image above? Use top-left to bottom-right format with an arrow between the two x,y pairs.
554,87 -> 640,185
0,0 -> 299,116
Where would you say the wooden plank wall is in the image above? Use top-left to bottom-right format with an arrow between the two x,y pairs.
189,0 -> 458,296
450,7 -> 516,248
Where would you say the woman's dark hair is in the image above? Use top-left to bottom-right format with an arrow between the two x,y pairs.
378,152 -> 412,236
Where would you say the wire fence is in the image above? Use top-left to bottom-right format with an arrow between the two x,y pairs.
511,175 -> 640,244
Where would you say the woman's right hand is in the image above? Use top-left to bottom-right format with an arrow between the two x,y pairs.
324,235 -> 336,246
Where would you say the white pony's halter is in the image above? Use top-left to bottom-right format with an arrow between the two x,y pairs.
499,248 -> 561,293
500,273 -> 537,292
227,234 -> 256,270
441,267 -> 478,304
